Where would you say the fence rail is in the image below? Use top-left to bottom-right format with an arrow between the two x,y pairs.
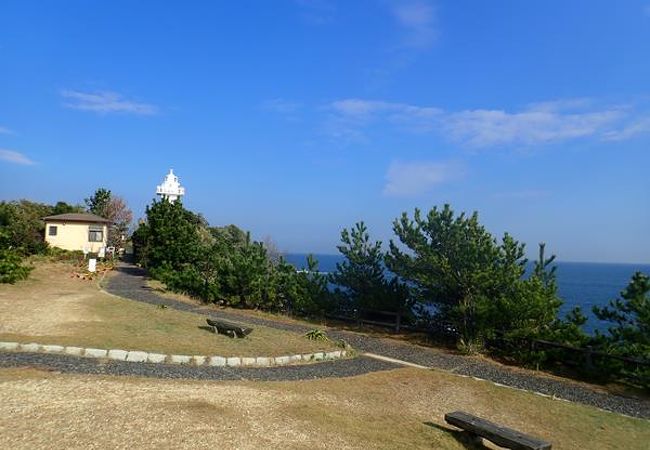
325,309 -> 403,332
324,307 -> 649,383
530,338 -> 650,367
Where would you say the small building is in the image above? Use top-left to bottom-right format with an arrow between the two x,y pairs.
42,213 -> 111,253
156,168 -> 185,203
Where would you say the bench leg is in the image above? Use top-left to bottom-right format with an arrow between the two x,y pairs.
461,431 -> 483,446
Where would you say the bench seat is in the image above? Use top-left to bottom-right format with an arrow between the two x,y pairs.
444,411 -> 551,450
206,318 -> 253,338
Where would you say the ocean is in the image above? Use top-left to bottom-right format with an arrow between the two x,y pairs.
284,254 -> 650,334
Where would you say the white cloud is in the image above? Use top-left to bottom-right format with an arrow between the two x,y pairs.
61,90 -> 158,115
325,97 -> 642,147
0,149 -> 35,165
383,160 -> 463,197
0,126 -> 13,134
390,0 -> 438,49
442,107 -> 623,147
602,116 -> 650,141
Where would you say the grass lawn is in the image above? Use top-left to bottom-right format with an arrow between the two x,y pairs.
0,262 -> 337,357
0,366 -> 647,449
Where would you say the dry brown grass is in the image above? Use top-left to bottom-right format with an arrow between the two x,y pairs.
0,262 -> 336,356
0,366 -> 647,449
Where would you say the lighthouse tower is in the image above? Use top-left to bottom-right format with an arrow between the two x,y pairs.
156,169 -> 185,203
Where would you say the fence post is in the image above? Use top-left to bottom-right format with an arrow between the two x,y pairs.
395,312 -> 401,333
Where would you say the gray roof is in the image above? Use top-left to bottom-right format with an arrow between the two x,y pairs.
42,213 -> 112,224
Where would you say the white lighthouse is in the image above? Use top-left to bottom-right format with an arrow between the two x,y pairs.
156,169 -> 185,203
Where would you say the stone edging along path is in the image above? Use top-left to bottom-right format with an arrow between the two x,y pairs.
0,341 -> 346,367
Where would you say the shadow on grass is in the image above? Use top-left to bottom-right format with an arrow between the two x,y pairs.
423,422 -> 488,450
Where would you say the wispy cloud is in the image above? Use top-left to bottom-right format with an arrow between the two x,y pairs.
325,97 -> 644,147
61,90 -> 158,115
331,98 -> 441,120
390,0 -> 438,49
326,98 -> 441,141
602,116 -> 650,141
261,98 -> 302,114
0,149 -> 35,165
442,106 -> 623,147
383,160 -> 464,197
0,126 -> 13,134
362,1 -> 439,90
294,0 -> 337,24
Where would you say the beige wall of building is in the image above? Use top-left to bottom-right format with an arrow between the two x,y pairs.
44,221 -> 108,252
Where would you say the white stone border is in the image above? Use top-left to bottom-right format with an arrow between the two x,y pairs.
0,341 -> 347,367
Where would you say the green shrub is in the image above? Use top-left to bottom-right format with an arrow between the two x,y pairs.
46,247 -> 85,262
305,329 -> 329,341
0,248 -> 32,283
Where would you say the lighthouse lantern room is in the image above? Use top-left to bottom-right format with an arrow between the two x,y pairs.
156,169 -> 185,203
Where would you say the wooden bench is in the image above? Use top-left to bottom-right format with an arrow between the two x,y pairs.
206,318 -> 253,338
444,411 -> 551,450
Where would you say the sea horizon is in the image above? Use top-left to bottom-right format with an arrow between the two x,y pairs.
283,253 -> 650,267
283,253 -> 650,334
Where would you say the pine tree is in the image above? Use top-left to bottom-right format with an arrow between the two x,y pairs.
594,272 -> 650,355
386,205 -> 527,348
142,199 -> 202,272
592,272 -> 650,386
330,222 -> 400,311
85,188 -> 112,217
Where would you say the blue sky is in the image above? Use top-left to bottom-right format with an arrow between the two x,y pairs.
1,1 -> 649,263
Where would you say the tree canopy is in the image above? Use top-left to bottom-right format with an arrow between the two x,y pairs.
85,188 -> 133,247
385,204 -> 571,351
330,221 -> 408,313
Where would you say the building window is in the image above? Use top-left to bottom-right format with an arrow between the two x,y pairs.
88,225 -> 104,242
48,225 -> 58,236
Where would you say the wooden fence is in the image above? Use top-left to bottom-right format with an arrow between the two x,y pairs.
325,307 -> 649,384
325,309 -> 404,332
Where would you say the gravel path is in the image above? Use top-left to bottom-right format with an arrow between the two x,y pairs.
6,263 -> 643,419
103,264 -> 650,419
0,351 -> 396,381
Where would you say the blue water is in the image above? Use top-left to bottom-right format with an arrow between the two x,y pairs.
284,253 -> 650,334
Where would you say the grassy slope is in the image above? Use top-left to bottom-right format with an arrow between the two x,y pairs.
0,262 -> 336,356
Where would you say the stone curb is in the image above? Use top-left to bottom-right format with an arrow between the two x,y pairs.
0,341 -> 348,368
